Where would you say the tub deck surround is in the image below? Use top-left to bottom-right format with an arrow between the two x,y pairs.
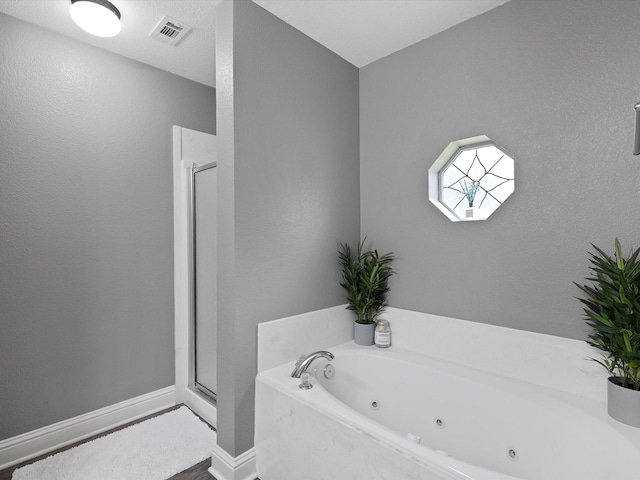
256,305 -> 354,373
255,307 -> 640,480
257,307 -> 607,401
383,308 -> 607,403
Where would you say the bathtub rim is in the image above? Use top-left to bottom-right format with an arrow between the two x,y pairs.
256,372 -> 519,480
257,344 -> 530,480
256,341 -> 640,480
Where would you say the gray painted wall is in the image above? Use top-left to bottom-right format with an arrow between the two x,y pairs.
360,0 -> 640,340
7,0 -> 632,454
0,13 -> 215,440
216,0 -> 360,456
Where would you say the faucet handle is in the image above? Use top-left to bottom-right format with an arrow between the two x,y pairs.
299,372 -> 313,390
294,353 -> 306,367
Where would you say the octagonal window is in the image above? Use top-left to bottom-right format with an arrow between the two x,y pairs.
428,135 -> 514,222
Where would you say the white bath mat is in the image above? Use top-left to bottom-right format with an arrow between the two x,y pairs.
12,406 -> 216,480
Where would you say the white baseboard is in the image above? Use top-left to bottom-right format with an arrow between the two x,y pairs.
209,444 -> 256,480
0,386 -> 176,470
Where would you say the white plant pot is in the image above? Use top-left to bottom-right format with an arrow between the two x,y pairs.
354,322 -> 375,346
608,377 -> 640,427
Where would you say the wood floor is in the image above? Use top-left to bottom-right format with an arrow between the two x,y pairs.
168,458 -> 215,480
0,405 -> 217,480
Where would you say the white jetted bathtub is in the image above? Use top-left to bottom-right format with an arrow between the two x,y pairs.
255,345 -> 640,480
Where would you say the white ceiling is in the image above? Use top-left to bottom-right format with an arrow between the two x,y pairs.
254,0 -> 509,68
0,0 -> 220,86
0,0 -> 509,88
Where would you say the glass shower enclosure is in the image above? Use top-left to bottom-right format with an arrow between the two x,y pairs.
190,162 -> 217,402
173,125 -> 217,425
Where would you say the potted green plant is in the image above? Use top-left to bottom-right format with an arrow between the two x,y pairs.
575,238 -> 640,427
338,238 -> 395,346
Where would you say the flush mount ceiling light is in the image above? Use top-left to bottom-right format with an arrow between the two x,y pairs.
70,0 -> 121,38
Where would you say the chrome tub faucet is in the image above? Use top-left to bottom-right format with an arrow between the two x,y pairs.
290,350 -> 334,378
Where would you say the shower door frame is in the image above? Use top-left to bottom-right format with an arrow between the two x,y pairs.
190,161 -> 218,403
172,125 -> 217,428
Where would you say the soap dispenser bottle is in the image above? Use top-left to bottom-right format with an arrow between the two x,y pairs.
374,318 -> 391,348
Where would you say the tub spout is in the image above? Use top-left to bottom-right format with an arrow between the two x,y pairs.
290,351 -> 334,378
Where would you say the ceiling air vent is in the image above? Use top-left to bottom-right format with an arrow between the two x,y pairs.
150,16 -> 191,46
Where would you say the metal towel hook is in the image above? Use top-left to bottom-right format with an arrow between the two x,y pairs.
633,102 -> 640,155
